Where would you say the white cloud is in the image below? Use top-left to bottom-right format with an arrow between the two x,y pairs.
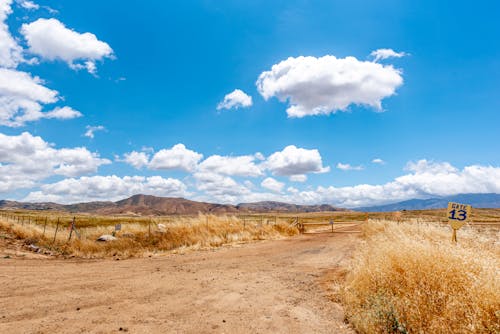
17,0 -> 39,10
288,160 -> 500,208
45,106 -> 82,119
149,144 -> 203,172
254,152 -> 265,161
0,0 -> 23,68
84,125 -> 105,139
24,175 -> 187,203
265,145 -> 330,176
370,48 -> 408,62
21,18 -> 114,74
197,154 -> 262,177
0,66 -> 82,126
0,132 -> 110,193
193,171 -> 251,203
121,151 -> 149,169
404,159 -> 456,174
256,54 -> 403,117
372,158 -> 385,165
261,177 -> 285,193
289,174 -> 307,182
336,162 -> 364,171
217,89 -> 252,110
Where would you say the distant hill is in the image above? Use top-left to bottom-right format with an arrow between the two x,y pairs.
236,201 -> 343,213
357,193 -> 500,212
0,194 -> 344,215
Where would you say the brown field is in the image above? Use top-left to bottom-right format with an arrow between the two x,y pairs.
0,208 -> 499,333
342,220 -> 500,333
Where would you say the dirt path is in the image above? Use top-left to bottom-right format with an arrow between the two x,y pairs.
0,224 -> 361,334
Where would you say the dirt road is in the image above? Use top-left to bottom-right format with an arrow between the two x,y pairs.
0,224 -> 361,334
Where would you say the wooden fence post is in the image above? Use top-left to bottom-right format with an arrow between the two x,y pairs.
43,217 -> 47,236
148,219 -> 151,238
53,218 -> 60,243
68,217 -> 76,242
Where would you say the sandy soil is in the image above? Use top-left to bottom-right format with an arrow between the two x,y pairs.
0,224 -> 361,334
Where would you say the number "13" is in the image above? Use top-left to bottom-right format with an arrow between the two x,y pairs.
449,209 -> 467,221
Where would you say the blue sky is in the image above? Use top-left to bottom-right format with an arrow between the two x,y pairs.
0,0 -> 499,207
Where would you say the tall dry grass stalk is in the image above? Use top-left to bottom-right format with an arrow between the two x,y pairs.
0,214 -> 298,258
342,220 -> 499,334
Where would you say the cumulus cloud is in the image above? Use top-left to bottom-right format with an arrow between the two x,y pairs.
0,68 -> 82,126
0,6 -> 88,127
149,144 -> 203,172
336,163 -> 364,171
217,89 -> 252,110
121,151 -> 149,169
24,175 -> 187,203
193,171 -> 251,203
0,0 -> 23,68
84,125 -> 105,139
17,0 -> 38,10
289,174 -> 307,182
261,177 -> 285,193
288,160 -> 500,208
0,132 -> 110,193
197,154 -> 262,177
256,54 -> 403,117
21,18 -> 114,74
265,145 -> 329,176
370,48 -> 408,62
372,158 -> 385,165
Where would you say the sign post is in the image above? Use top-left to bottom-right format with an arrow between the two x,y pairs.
329,219 -> 334,232
447,202 -> 472,243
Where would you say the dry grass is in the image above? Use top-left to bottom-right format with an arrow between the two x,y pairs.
341,220 -> 500,334
0,214 -> 298,258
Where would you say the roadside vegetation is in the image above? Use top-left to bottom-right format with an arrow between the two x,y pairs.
341,220 -> 500,334
0,213 -> 298,258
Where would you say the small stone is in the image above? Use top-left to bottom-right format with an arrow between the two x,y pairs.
96,235 -> 117,242
76,307 -> 80,311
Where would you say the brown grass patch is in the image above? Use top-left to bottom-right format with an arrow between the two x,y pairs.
342,220 -> 500,333
0,214 -> 299,258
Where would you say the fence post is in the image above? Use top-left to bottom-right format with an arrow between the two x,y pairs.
53,218 -> 60,243
68,217 -> 75,242
148,219 -> 151,238
43,217 -> 47,237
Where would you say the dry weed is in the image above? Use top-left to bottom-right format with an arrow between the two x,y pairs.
342,220 -> 500,334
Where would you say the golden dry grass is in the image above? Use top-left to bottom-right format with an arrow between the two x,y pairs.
0,214 -> 299,258
342,220 -> 500,334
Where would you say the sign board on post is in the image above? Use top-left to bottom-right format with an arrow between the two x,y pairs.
115,224 -> 122,231
447,202 -> 472,243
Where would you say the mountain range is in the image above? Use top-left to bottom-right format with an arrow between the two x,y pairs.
357,193 -> 500,212
0,194 -> 344,215
1,193 -> 499,215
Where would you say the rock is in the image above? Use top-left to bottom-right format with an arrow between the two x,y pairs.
96,235 -> 117,242
28,244 -> 40,252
